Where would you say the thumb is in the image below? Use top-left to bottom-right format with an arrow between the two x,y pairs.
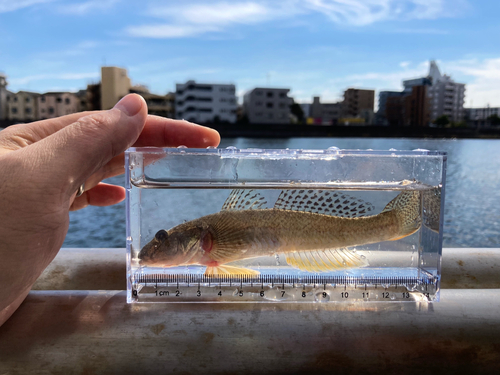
28,94 -> 148,197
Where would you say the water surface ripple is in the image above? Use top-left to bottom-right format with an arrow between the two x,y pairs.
63,137 -> 500,248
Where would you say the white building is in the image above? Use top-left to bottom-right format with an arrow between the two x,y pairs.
309,96 -> 343,125
404,61 -> 465,122
6,91 -> 40,122
465,106 -> 500,120
243,87 -> 292,124
175,80 -> 237,124
0,73 -> 10,121
37,92 -> 79,120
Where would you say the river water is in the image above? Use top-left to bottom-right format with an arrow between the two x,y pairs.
63,137 -> 500,248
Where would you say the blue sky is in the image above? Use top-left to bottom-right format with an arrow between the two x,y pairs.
1,0 -> 499,109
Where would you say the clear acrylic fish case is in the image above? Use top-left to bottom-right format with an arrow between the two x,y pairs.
126,148 -> 446,303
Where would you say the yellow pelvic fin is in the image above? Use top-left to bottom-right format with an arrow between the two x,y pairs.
285,249 -> 368,273
204,265 -> 260,277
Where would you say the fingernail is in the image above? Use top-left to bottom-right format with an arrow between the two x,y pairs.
114,94 -> 143,117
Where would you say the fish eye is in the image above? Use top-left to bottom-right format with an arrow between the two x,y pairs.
155,229 -> 168,243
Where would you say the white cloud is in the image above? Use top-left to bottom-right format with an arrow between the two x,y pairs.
10,72 -> 99,86
446,58 -> 500,107
127,24 -> 220,39
158,2 -> 275,26
303,0 -> 463,26
58,0 -> 120,15
332,61 -> 429,90
0,0 -> 54,13
304,0 -> 393,26
127,1 -> 300,38
126,0 -> 467,38
399,61 -> 410,68
324,58 -> 500,108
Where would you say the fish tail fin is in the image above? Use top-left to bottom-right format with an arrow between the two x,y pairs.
382,191 -> 422,238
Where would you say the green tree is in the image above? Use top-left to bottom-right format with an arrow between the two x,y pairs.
290,102 -> 305,123
487,114 -> 500,126
434,115 -> 449,127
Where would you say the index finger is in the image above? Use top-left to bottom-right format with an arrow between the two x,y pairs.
133,115 -> 220,148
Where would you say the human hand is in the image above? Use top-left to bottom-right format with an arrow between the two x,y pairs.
0,94 -> 220,325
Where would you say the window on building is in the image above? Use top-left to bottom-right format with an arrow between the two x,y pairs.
279,103 -> 286,108
256,91 -> 263,96
266,102 -> 273,108
25,108 -> 31,114
195,86 -> 212,92
49,107 -> 55,114
256,101 -> 262,106
220,98 -> 226,102
65,98 -> 70,104
13,96 -> 18,102
41,109 -> 46,113
12,107 -> 18,114
267,92 -> 274,98
41,96 -> 46,103
26,97 -> 30,103
56,97 -> 62,103
6,95 -> 9,101
279,92 -> 286,98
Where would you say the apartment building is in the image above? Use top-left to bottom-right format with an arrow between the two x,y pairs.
466,107 -> 500,120
37,92 -> 79,119
404,61 -> 465,122
384,85 -> 430,127
176,80 -> 236,123
0,74 -> 10,121
141,92 -> 175,118
101,66 -> 131,110
342,88 -> 375,117
404,85 -> 430,127
377,91 -> 403,125
243,87 -> 291,124
465,107 -> 500,127
6,91 -> 39,122
310,96 -> 342,125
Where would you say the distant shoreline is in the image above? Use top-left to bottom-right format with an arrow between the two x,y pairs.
2,121 -> 499,139
208,123 -> 500,139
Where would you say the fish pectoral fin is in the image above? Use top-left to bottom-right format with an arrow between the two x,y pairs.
285,249 -> 368,273
204,265 -> 260,277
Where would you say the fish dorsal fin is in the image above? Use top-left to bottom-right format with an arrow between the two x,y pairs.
221,189 -> 268,211
285,249 -> 368,273
273,189 -> 374,217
